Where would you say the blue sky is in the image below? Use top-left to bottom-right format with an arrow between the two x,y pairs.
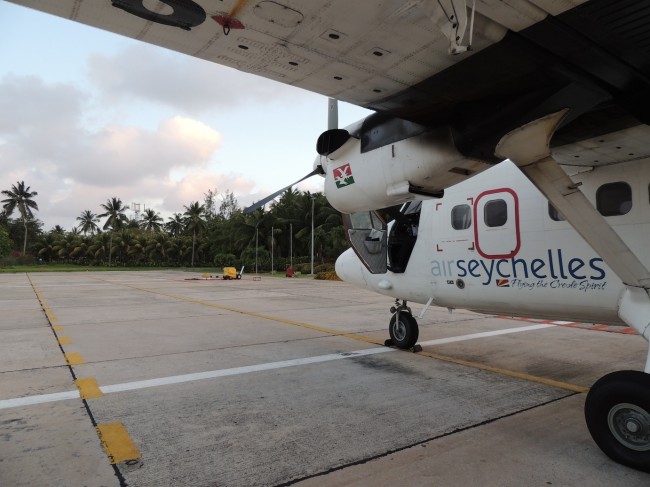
0,1 -> 372,230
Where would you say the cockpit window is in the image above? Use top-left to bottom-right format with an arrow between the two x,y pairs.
349,211 -> 383,229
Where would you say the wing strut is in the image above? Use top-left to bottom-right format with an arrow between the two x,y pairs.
496,110 -> 650,370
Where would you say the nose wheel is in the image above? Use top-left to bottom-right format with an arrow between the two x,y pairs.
386,300 -> 419,350
585,370 -> 650,472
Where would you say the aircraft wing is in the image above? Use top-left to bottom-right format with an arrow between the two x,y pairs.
8,0 -> 650,165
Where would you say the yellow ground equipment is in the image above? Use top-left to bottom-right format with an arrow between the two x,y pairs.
223,266 -> 244,280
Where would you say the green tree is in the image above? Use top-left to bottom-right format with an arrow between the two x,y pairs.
183,201 -> 206,266
77,210 -> 100,236
98,197 -> 129,266
203,189 -> 218,222
141,208 -> 164,233
34,233 -> 58,263
165,213 -> 185,237
218,190 -> 239,220
53,233 -> 84,262
0,226 -> 11,259
88,232 -> 111,263
1,181 -> 39,255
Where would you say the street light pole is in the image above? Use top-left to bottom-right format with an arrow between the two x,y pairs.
271,226 -> 274,274
311,196 -> 315,275
255,224 -> 258,275
289,223 -> 292,269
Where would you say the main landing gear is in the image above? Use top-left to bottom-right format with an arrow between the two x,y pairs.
585,370 -> 650,472
385,299 -> 420,351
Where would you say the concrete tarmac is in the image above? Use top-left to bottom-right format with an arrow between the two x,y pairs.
1,271 -> 648,486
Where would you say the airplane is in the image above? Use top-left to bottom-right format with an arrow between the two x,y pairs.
8,0 -> 650,473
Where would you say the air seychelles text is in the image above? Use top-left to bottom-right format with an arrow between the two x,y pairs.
431,249 -> 606,286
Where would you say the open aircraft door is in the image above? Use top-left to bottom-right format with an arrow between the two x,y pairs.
343,211 -> 387,274
473,188 -> 521,259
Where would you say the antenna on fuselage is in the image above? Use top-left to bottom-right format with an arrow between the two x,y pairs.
328,97 -> 338,130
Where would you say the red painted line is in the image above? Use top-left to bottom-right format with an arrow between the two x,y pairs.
496,316 -> 636,335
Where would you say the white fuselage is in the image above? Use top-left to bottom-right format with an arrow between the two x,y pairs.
336,159 -> 650,324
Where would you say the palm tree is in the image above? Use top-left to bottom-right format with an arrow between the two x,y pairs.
165,213 -> 185,237
77,210 -> 100,236
88,232 -> 111,263
35,234 -> 57,263
1,181 -> 39,255
183,201 -> 206,266
98,197 -> 129,266
141,208 -> 164,233
145,233 -> 171,265
53,233 -> 84,262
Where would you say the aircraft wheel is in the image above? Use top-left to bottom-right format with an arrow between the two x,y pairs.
389,312 -> 419,350
585,370 -> 650,472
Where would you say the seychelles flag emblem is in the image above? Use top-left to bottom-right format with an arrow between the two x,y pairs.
496,279 -> 510,287
333,163 -> 355,188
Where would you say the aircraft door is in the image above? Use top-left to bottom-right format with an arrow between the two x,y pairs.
342,211 -> 387,274
473,188 -> 521,259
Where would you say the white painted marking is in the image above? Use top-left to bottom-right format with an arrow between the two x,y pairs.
100,347 -> 391,394
0,390 -> 80,409
0,324 -> 556,411
0,283 -> 112,289
418,324 -> 555,346
551,321 -> 575,325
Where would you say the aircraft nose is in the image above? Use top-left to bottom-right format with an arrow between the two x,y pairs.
335,248 -> 367,287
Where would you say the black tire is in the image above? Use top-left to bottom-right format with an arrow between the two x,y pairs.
388,312 -> 419,350
585,370 -> 650,472
236,274 -> 241,280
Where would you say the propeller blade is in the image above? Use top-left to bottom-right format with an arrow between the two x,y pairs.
243,166 -> 324,214
244,98 -> 334,214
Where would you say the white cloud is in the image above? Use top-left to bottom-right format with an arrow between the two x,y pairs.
0,74 -> 254,230
66,116 -> 223,186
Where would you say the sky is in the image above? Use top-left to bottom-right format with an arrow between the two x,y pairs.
0,1 -> 373,231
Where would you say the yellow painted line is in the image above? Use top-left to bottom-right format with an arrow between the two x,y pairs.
416,349 -> 589,393
97,278 -> 587,393
49,316 -> 58,323
76,378 -> 104,399
96,422 -> 140,464
58,336 -> 71,345
116,282 -> 384,347
64,352 -> 85,365
53,325 -> 63,332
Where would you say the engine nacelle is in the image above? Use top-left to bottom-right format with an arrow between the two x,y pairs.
321,126 -> 489,214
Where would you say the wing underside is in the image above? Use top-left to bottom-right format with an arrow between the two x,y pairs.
8,0 -> 650,167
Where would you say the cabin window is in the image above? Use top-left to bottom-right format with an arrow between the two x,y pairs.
451,204 -> 472,230
548,203 -> 565,221
484,199 -> 507,227
596,182 -> 632,216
